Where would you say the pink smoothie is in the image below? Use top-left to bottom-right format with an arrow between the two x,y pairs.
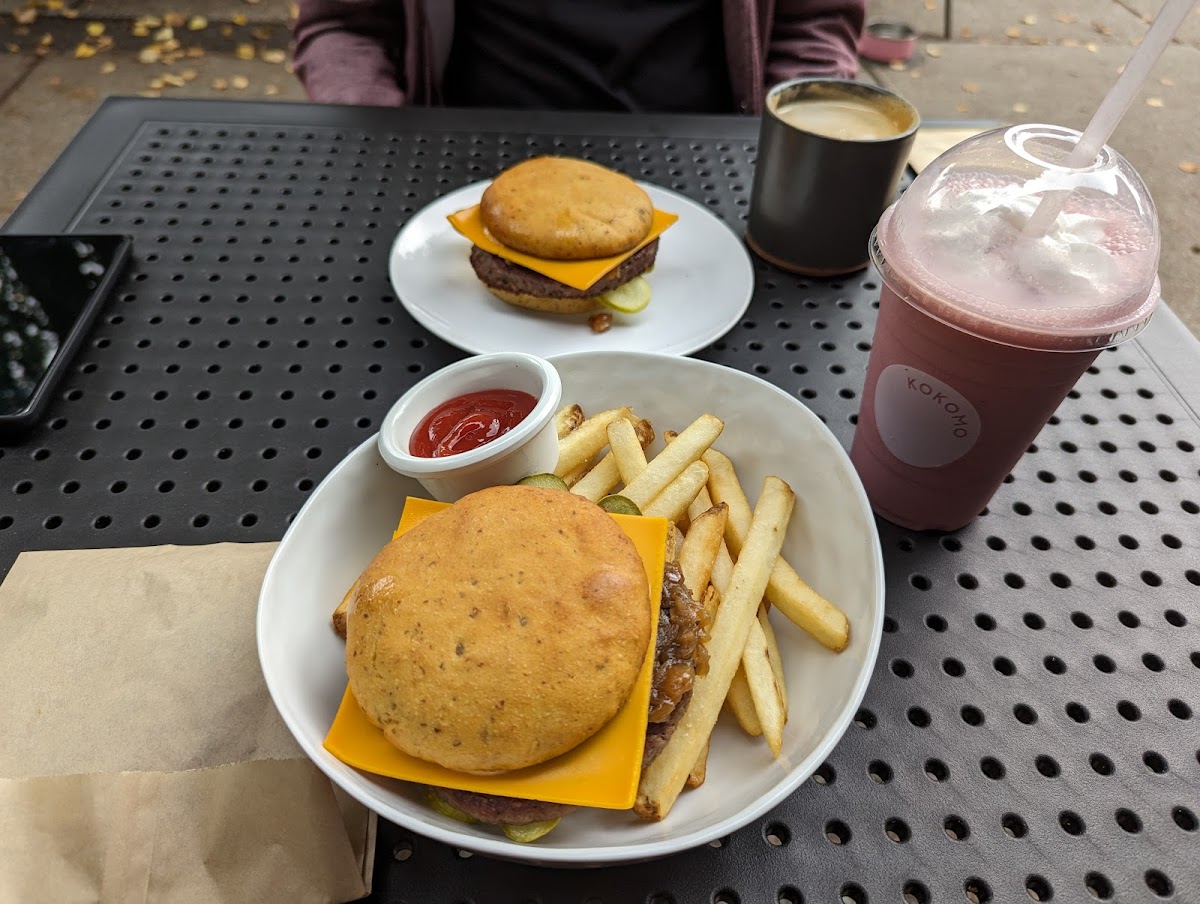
850,154 -> 1160,531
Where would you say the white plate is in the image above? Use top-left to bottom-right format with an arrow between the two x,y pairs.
388,182 -> 754,357
258,352 -> 884,867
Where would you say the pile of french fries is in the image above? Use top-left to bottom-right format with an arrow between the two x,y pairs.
554,403 -> 852,822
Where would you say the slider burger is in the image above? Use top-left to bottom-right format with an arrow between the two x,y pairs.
344,484 -> 708,838
457,157 -> 671,316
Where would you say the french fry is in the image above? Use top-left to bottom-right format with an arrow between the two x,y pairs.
555,403 -> 584,440
678,504 -> 727,601
726,668 -> 763,736
561,455 -> 599,488
687,741 -> 708,788
607,417 -> 648,486
643,461 -> 709,522
740,613 -> 785,756
620,414 -> 723,510
571,419 -> 654,502
759,605 -> 788,711
704,448 -> 850,653
635,477 -> 795,821
554,407 -> 631,478
332,579 -> 359,639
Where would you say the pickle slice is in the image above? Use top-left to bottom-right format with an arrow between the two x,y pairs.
427,792 -> 478,824
598,494 -> 642,516
596,276 -> 651,314
517,473 -> 570,492
502,819 -> 561,843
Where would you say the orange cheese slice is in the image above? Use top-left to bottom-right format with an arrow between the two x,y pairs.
323,496 -> 668,810
447,204 -> 679,292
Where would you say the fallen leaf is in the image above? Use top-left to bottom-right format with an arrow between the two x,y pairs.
1060,37 -> 1079,46
187,15 -> 207,30
265,83 -> 279,95
1012,102 -> 1029,113
1116,64 -> 1125,74
161,73 -> 185,87
910,69 -> 922,79
186,46 -> 204,57
261,48 -> 286,64
235,43 -> 255,60
1179,161 -> 1198,174
1160,77 -> 1175,86
33,45 -> 47,56
1027,36 -> 1046,45
12,7 -> 37,25
962,81 -> 980,94
1086,41 -> 1098,52
47,74 -> 61,86
135,16 -> 161,29
163,13 -> 185,27
96,34 -> 113,48
926,46 -> 943,58
61,7 -> 78,17
1092,21 -> 1113,35
44,0 -> 62,9
5,43 -> 19,53
221,25 -> 233,36
251,26 -> 270,40
231,75 -> 250,89
1146,96 -> 1164,108
959,26 -> 973,38
132,23 -> 149,37
73,41 -> 96,58
99,60 -> 116,73
1006,26 -> 1022,38
154,26 -> 174,41
289,2 -> 298,18
232,13 -> 247,25
149,76 -> 165,89
181,68 -> 197,80
38,32 -> 52,46
137,45 -> 160,63
85,21 -> 104,36
14,25 -> 28,35
139,89 -> 161,98
211,77 -> 229,90
1021,14 -> 1037,25
956,101 -> 971,113
924,0 -> 935,8
1054,13 -> 1077,24
889,60 -> 906,71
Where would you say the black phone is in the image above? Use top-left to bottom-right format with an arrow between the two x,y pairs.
0,234 -> 132,440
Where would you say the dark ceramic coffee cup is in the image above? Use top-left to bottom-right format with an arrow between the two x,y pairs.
746,79 -> 919,276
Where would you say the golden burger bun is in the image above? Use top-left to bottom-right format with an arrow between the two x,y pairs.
480,157 -> 653,260
345,485 -> 652,775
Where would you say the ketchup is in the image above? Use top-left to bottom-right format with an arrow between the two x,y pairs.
409,389 -> 538,458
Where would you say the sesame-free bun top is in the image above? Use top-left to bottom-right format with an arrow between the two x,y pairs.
480,157 -> 654,260
345,485 -> 652,775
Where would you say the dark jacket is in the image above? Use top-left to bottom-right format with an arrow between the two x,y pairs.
292,0 -> 865,114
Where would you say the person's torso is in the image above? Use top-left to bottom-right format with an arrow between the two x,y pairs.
442,0 -> 734,113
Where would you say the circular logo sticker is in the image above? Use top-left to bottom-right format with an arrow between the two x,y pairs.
875,365 -> 980,468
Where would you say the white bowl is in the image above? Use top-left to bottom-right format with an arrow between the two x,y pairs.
376,352 -> 562,502
258,351 -> 885,867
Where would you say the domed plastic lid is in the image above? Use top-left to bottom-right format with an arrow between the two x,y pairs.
874,124 -> 1161,351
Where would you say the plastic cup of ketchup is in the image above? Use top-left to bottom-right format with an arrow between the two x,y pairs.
377,352 -> 563,502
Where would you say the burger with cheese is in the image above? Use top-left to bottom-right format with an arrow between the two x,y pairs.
343,484 -> 708,839
449,157 -> 675,317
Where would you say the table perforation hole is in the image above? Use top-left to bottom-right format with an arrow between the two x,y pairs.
924,759 -> 948,781
884,817 -> 910,843
907,707 -> 931,728
1143,750 -> 1169,773
713,889 -> 739,904
867,760 -> 892,783
974,613 -> 996,630
1035,755 -> 1060,778
763,822 -> 790,846
1002,813 -> 1027,837
1084,873 -> 1113,901
963,878 -> 994,904
1164,609 -> 1187,627
1059,810 -> 1085,835
994,657 -> 1016,676
853,709 -> 875,730
1116,808 -> 1143,833
1144,870 -> 1173,897
1173,806 -> 1197,831
824,820 -> 850,845
839,883 -> 866,904
943,657 -> 965,677
1094,655 -> 1117,674
1090,753 -> 1114,775
961,705 -> 985,726
1168,699 -> 1192,720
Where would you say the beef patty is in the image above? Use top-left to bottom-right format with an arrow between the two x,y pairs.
469,239 -> 658,300
430,557 -> 709,826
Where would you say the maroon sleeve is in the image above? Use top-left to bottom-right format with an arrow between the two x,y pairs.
292,0 -> 409,106
765,0 -> 866,86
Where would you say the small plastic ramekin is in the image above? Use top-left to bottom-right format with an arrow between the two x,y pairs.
377,353 -> 563,502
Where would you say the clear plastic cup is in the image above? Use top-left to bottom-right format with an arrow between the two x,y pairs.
850,124 -> 1161,532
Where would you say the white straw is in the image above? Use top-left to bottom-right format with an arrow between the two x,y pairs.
1022,0 -> 1196,238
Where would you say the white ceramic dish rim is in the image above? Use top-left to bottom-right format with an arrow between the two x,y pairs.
257,351 -> 886,866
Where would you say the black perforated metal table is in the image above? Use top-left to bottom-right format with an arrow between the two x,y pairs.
3,99 -> 1199,904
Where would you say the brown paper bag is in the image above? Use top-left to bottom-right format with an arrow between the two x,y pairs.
0,543 -> 375,904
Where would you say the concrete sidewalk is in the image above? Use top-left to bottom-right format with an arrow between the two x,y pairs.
1,0 -> 1197,334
